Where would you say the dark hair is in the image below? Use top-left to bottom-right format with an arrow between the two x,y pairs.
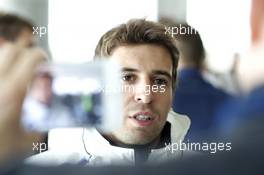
173,23 -> 205,69
94,19 -> 179,90
0,13 -> 33,41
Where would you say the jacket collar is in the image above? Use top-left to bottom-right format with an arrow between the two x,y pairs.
82,110 -> 190,163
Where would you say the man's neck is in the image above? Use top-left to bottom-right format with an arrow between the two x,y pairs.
101,122 -> 171,149
102,134 -> 161,149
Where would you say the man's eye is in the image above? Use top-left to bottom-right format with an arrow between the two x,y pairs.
122,75 -> 135,82
153,78 -> 168,85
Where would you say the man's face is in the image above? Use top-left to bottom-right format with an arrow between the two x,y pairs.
109,44 -> 173,145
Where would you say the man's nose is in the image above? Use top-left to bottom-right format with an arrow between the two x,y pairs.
134,79 -> 153,104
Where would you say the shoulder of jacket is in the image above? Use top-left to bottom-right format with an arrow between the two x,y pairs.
167,109 -> 191,129
167,109 -> 191,142
26,150 -> 86,166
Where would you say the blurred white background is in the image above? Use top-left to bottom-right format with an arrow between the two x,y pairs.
48,0 -> 158,63
187,0 -> 251,71
0,0 -> 252,72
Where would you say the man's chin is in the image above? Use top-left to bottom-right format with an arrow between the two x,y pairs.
122,139 -> 154,145
108,127 -> 159,145
124,132 -> 158,145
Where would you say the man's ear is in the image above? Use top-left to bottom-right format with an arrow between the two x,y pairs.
251,0 -> 264,44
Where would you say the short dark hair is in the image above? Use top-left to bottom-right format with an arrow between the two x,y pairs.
173,23 -> 205,69
0,13 -> 33,41
94,19 -> 179,90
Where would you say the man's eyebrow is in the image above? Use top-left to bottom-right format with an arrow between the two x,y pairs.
121,67 -> 139,72
152,70 -> 172,80
121,67 -> 172,80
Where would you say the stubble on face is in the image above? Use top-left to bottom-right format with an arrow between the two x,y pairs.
105,44 -> 173,146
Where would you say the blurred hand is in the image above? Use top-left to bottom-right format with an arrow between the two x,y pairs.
238,37 -> 264,93
0,43 -> 45,163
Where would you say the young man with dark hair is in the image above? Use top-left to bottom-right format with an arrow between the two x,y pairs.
30,19 -> 190,166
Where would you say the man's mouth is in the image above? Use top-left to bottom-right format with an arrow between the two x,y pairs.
129,112 -> 156,126
134,114 -> 152,121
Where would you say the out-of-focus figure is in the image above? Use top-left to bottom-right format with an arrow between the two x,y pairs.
162,21 -> 233,141
203,52 -> 242,96
22,72 -> 74,131
215,0 -> 264,135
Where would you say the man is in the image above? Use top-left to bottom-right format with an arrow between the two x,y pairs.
0,43 -> 44,166
29,19 -> 190,166
169,23 -> 232,141
0,13 -> 50,155
0,14 -> 46,166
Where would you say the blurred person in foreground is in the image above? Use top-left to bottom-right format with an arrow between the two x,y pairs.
0,43 -> 45,166
0,13 -> 50,154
